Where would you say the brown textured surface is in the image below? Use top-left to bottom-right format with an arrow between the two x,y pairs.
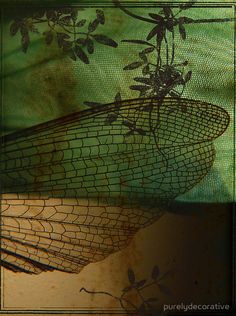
2,203 -> 231,310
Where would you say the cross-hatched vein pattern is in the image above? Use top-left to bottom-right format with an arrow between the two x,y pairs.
0,97 -> 230,273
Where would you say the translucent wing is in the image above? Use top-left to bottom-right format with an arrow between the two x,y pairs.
0,97 -> 230,273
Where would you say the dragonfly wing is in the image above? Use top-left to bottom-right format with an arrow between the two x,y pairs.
1,97 -> 229,199
1,196 -> 163,273
0,97 -> 229,273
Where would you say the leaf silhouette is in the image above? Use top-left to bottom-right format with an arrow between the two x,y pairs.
181,60 -> 188,66
179,1 -> 196,10
147,25 -> 160,41
124,61 -> 143,70
139,90 -> 148,98
148,13 -> 164,23
151,265 -> 159,279
134,77 -> 152,85
185,70 -> 192,82
139,52 -> 148,63
127,268 -> 135,284
141,47 -> 155,54
88,19 -> 99,32
76,19 -> 86,27
67,49 -> 77,61
179,16 -> 194,23
62,40 -> 73,52
122,285 -> 133,293
147,25 -> 164,42
46,10 -> 57,21
71,9 -> 78,22
135,279 -> 147,288
142,65 -> 150,75
87,39 -> 94,54
43,31 -> 53,45
57,32 -> 70,48
10,22 -> 19,36
179,23 -> 186,40
130,85 -> 150,92
93,34 -> 117,47
96,9 -> 105,24
76,38 -> 87,46
21,33 -> 30,53
156,25 -> 165,42
75,45 -> 89,64
163,6 -> 172,18
57,33 -> 70,40
166,20 -> 175,32
59,15 -> 71,25
20,25 -> 28,36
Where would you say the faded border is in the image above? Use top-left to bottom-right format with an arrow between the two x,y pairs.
0,1 -> 235,315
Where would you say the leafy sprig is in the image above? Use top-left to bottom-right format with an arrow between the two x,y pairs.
84,3 -> 197,148
121,5 -> 195,102
9,7 -> 117,63
85,92 -> 147,137
83,0 -> 234,170
80,265 -> 172,316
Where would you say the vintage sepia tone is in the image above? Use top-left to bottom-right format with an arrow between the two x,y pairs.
0,0 -> 235,314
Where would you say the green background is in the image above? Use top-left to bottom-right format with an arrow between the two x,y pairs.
1,2 -> 234,203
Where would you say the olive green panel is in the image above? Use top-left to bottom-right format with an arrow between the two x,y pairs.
1,4 -> 234,202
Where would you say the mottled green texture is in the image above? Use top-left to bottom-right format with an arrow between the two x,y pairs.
1,98 -> 229,205
1,5 -> 234,203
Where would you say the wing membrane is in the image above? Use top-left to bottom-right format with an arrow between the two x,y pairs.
0,97 -> 230,273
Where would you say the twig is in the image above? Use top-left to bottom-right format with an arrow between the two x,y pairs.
80,287 -> 138,311
114,0 -> 235,25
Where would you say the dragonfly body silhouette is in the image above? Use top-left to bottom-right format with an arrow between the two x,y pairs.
0,97 -> 229,273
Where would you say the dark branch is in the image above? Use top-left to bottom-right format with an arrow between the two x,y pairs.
114,0 -> 235,25
113,0 -> 156,24
185,17 -> 235,24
